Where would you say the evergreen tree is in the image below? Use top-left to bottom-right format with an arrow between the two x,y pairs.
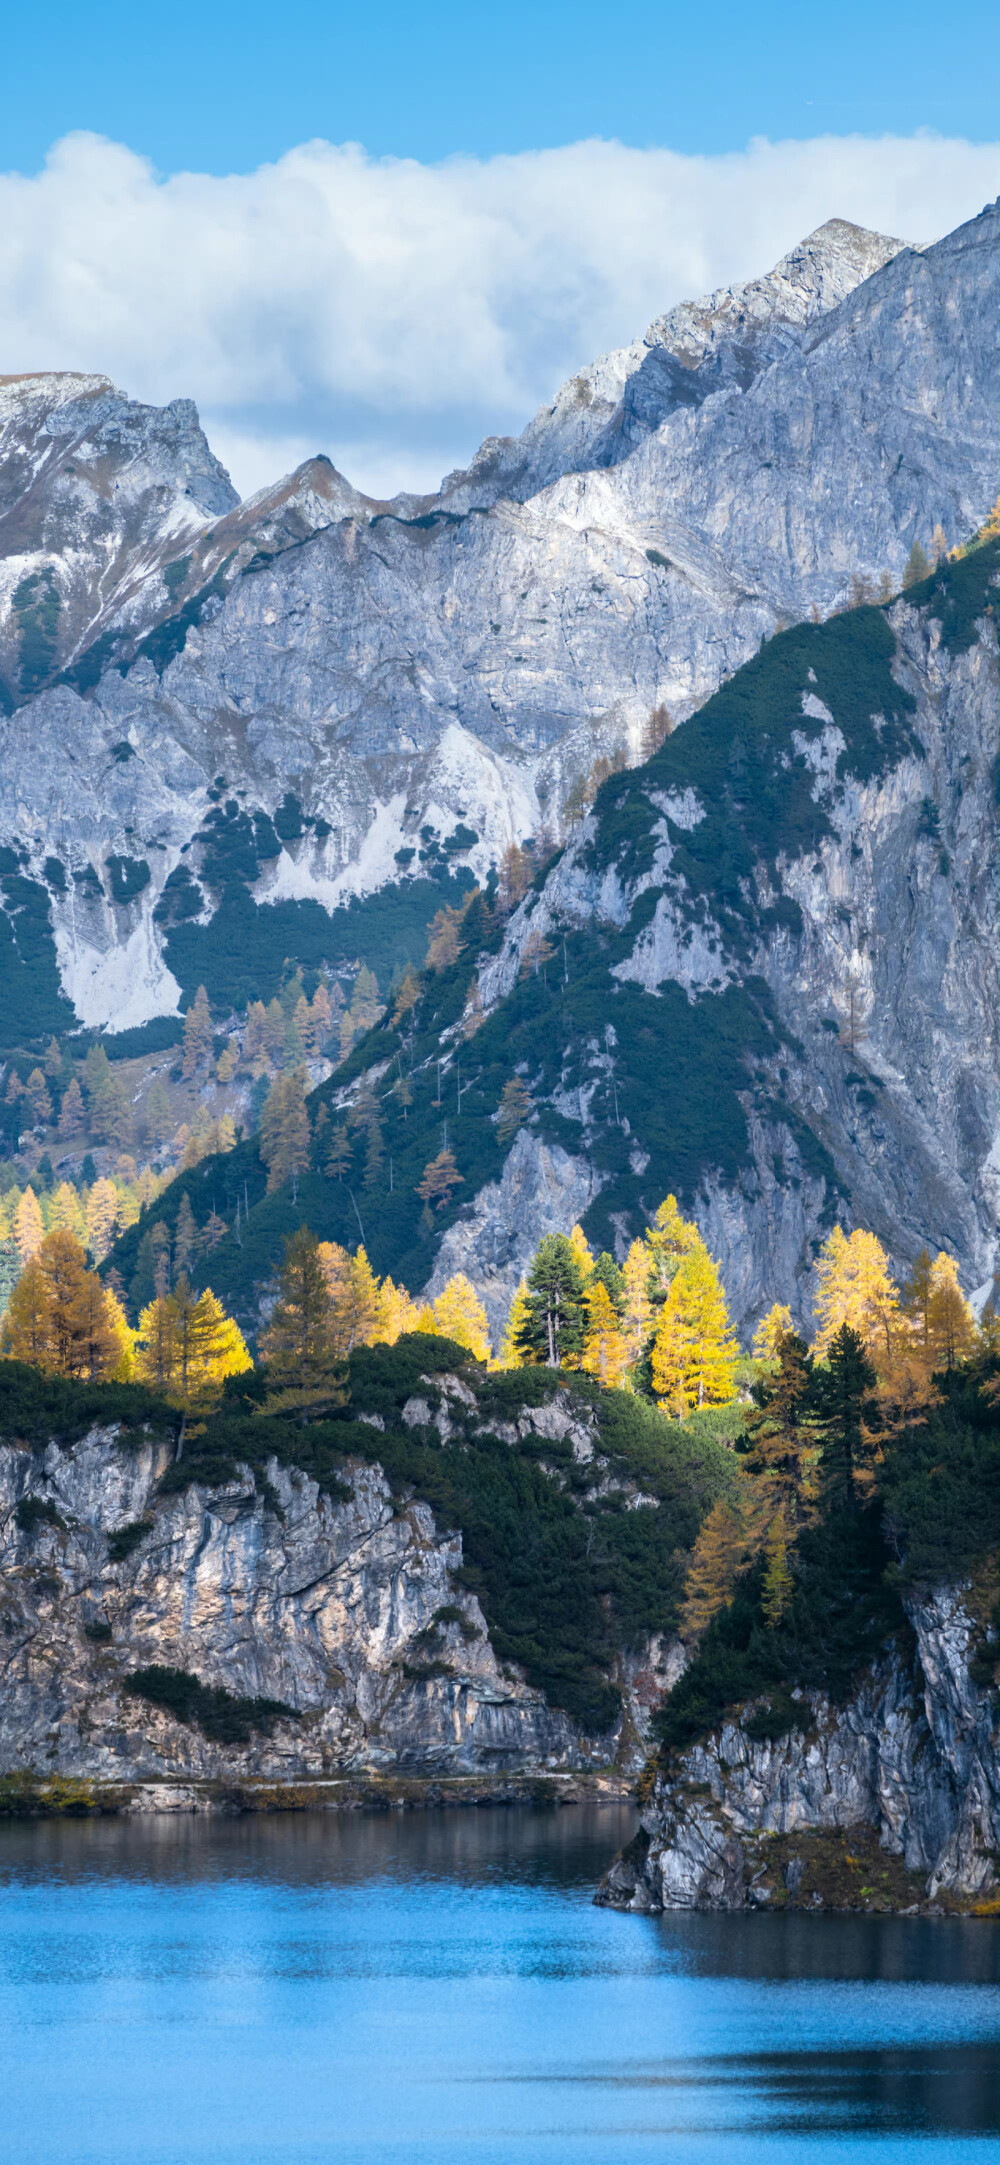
0,1238 -> 20,1319
741,1330 -> 816,1527
259,1227 -> 345,1408
812,1323 -> 878,1509
591,1252 -> 625,1312
181,986 -> 214,1078
512,1233 -> 587,1368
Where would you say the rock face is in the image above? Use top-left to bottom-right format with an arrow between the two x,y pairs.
597,1588 -> 1000,1910
437,557 -> 1000,1338
0,206 -> 995,1031
0,1405 -> 675,1783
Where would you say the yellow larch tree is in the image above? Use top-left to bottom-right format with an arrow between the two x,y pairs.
498,1280 -> 531,1368
581,1280 -> 630,1390
376,1276 -> 424,1344
926,1252 -> 977,1368
752,1303 -> 794,1363
1,1257 -> 52,1365
47,1181 -> 87,1242
85,1177 -> 120,1262
568,1225 -> 594,1284
812,1226 -> 900,1364
13,1187 -> 44,1266
651,1244 -> 739,1415
621,1239 -> 652,1366
432,1274 -> 491,1361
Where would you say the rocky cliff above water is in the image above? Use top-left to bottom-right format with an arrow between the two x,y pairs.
0,1346 -> 719,1786
597,1583 -> 1000,1913
0,205 -> 995,1035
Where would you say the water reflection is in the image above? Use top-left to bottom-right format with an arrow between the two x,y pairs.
0,1804 -> 995,2165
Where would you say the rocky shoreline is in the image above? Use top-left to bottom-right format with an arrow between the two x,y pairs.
0,1766 -> 631,1821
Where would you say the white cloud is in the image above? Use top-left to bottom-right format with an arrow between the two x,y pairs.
1,129 -> 996,499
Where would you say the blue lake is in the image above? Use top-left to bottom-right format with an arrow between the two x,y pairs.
0,1803 -> 996,2164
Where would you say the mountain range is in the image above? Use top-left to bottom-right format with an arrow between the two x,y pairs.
0,203 -> 995,1041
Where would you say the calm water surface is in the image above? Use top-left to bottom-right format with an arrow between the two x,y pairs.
0,1803 -> 996,2164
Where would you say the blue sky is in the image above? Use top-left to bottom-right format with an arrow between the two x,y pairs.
4,0 -> 997,175
1,0 -> 997,498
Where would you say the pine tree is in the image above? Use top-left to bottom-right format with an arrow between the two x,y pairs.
416,1150 -> 463,1212
591,1252 -> 624,1311
13,1187 -> 44,1265
651,1244 -> 738,1414
57,1076 -> 85,1138
0,1238 -> 21,1319
581,1280 -> 629,1388
258,1070 -> 311,1197
813,1323 -> 878,1509
432,1274 -> 490,1361
259,1227 -> 345,1408
741,1331 -> 816,1527
181,986 -> 214,1079
512,1234 -> 587,1368
496,1075 -> 534,1145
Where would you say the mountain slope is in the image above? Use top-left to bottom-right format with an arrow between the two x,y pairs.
0,206 -> 995,1036
109,538 -> 1000,1339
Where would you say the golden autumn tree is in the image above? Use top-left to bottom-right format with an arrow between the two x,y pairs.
568,1224 -> 594,1284
761,1506 -> 794,1628
926,1252 -> 977,1368
432,1274 -> 491,1361
680,1498 -> 748,1637
13,1187 -> 44,1266
752,1303 -> 794,1363
812,1226 -> 900,1365
259,1227 -> 345,1408
376,1276 -> 424,1345
1,1257 -> 53,1365
621,1239 -> 652,1366
651,1244 -> 739,1415
498,1280 -> 531,1368
134,1281 -> 250,1410
581,1280 -> 630,1390
1,1230 -> 131,1380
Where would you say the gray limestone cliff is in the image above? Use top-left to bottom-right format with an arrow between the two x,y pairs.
597,1587 -> 1000,1912
0,206 -> 995,1032
0,1398 -> 678,1785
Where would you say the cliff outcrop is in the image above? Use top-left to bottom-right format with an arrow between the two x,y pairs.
598,1585 -> 1000,1913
